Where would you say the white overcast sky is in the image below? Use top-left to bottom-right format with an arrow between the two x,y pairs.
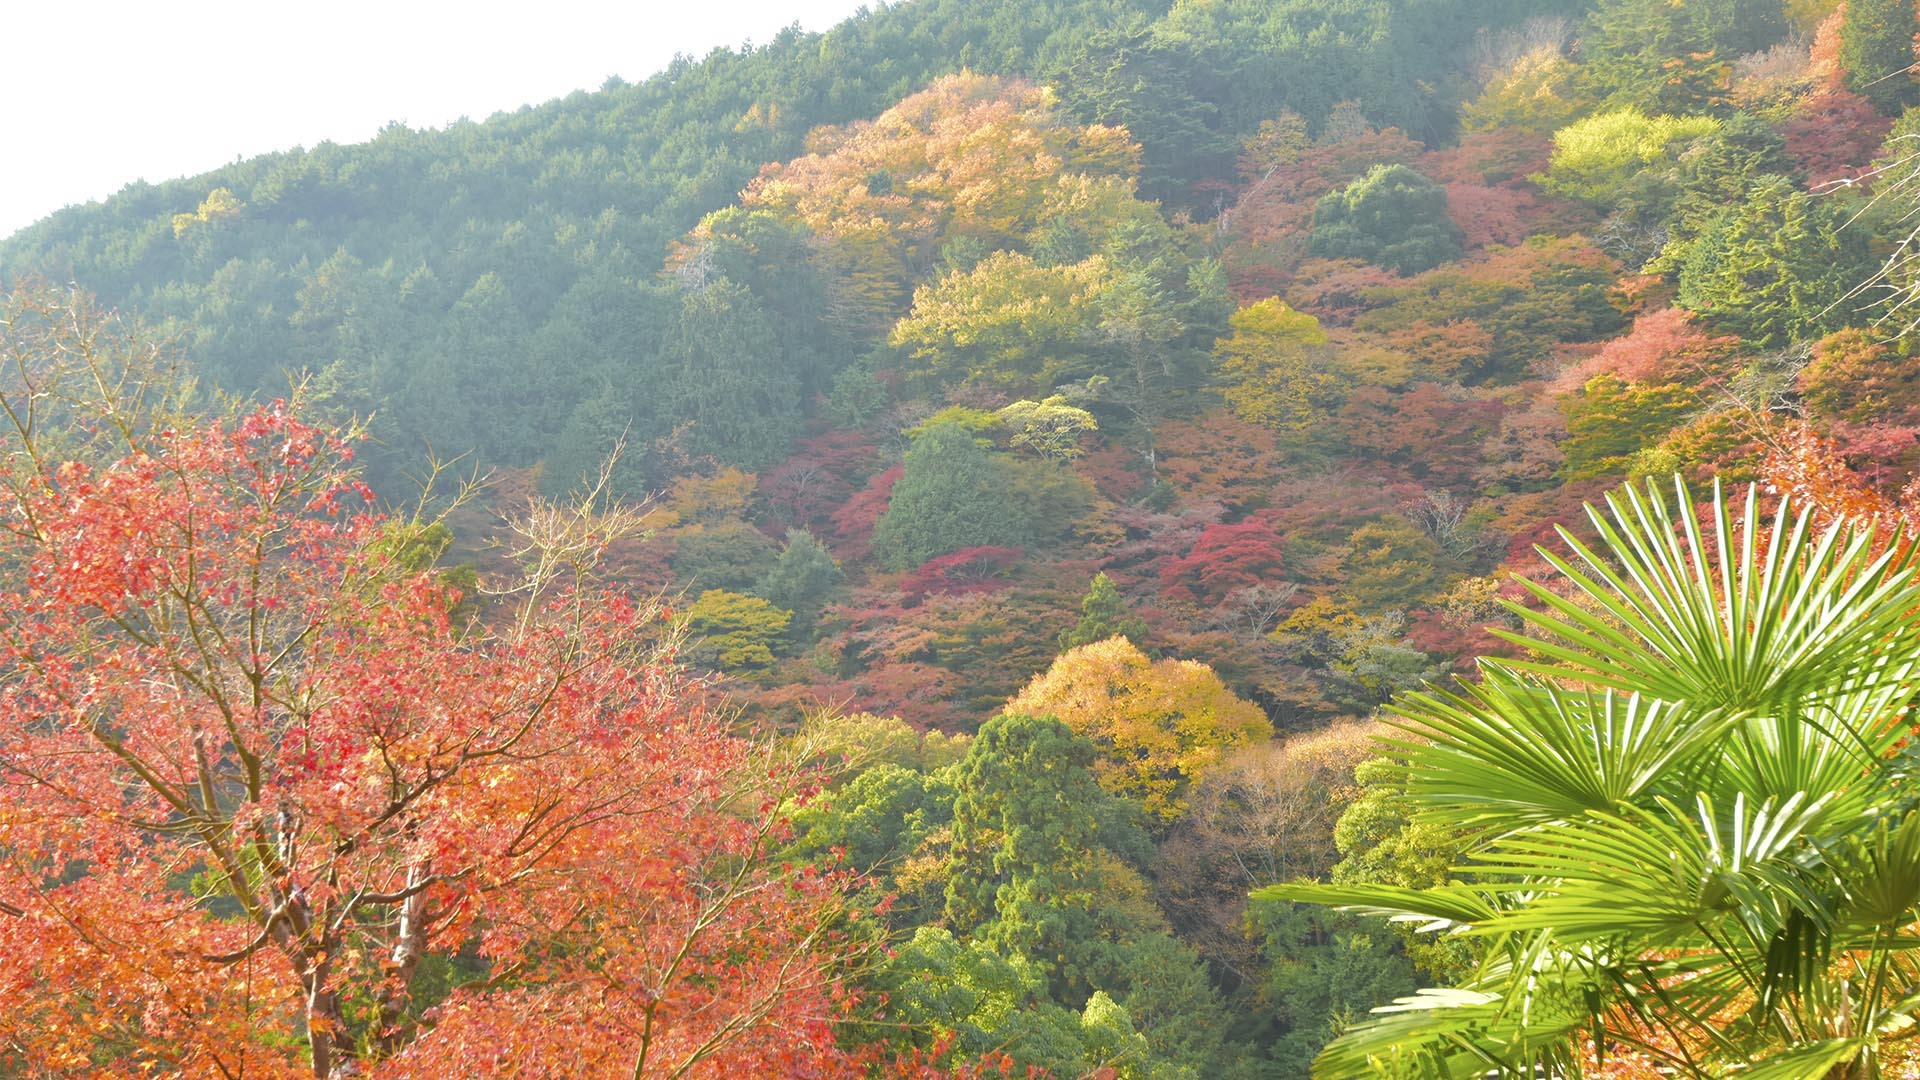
0,0 -> 874,239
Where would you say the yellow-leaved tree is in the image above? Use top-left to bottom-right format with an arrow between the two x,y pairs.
1213,297 -> 1338,432
1008,637 -> 1271,821
891,251 -> 1114,387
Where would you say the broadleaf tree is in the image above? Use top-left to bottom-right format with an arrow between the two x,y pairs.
0,289 -> 888,1079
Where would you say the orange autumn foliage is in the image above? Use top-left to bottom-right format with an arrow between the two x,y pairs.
740,72 -> 1140,334
1762,420 -> 1920,533
0,295 -> 899,1079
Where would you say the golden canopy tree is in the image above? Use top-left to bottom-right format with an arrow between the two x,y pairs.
738,72 -> 1140,333
1007,637 -> 1271,821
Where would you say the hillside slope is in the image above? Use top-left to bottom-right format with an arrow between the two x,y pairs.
5,0 -> 1919,1073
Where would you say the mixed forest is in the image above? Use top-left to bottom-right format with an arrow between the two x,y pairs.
6,0 -> 1920,1076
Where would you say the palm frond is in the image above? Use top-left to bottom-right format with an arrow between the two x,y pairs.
1493,478 -> 1920,716
1270,478 -> 1920,1078
1382,677 -> 1744,828
1253,882 -> 1500,935
1723,1037 -> 1863,1080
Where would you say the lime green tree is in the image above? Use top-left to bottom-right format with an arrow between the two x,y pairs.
872,929 -> 1155,1080
890,252 -> 1113,389
1540,108 -> 1721,207
998,396 -> 1099,462
1460,47 -> 1593,135
1561,373 -> 1702,481
1336,516 -> 1449,612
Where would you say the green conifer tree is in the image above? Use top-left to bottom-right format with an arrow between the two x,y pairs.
754,529 -> 842,620
1843,0 -> 1920,113
1308,165 -> 1462,275
664,279 -> 803,469
1060,573 -> 1149,651
1577,0 -> 1727,113
1674,175 -> 1868,346
871,422 -> 1031,571
946,713 -> 1110,994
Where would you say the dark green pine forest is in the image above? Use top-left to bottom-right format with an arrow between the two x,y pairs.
9,0 -> 1920,1075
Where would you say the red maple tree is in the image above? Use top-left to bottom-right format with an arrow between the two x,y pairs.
900,546 -> 1026,598
1159,520 -> 1289,606
0,290 -> 891,1079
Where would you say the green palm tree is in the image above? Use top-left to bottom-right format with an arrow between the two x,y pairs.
1262,477 -> 1920,1079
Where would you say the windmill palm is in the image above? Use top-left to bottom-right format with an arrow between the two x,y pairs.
1262,477 -> 1920,1079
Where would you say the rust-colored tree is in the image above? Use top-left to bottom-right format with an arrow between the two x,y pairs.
0,288 -> 879,1079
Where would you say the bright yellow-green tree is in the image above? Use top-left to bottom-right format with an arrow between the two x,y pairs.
1539,108 -> 1720,204
890,252 -> 1114,387
678,589 -> 793,676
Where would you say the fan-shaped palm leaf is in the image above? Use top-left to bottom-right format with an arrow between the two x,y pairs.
1265,479 -> 1920,1079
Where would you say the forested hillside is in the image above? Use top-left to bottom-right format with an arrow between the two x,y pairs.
6,0 -> 1920,1076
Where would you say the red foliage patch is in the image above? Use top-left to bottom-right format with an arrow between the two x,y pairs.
1076,441 -> 1153,503
1419,130 -> 1554,187
900,546 -> 1026,598
1336,384 -> 1511,489
1403,606 -> 1510,669
1783,89 -> 1892,189
1445,183 -> 1560,250
1160,519 -> 1289,605
1554,306 -> 1742,393
1154,412 -> 1285,510
760,430 -> 881,533
829,464 -> 902,560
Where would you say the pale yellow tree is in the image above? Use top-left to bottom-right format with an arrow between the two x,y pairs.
171,186 -> 245,239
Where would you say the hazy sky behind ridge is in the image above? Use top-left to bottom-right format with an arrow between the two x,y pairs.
0,0 -> 872,239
